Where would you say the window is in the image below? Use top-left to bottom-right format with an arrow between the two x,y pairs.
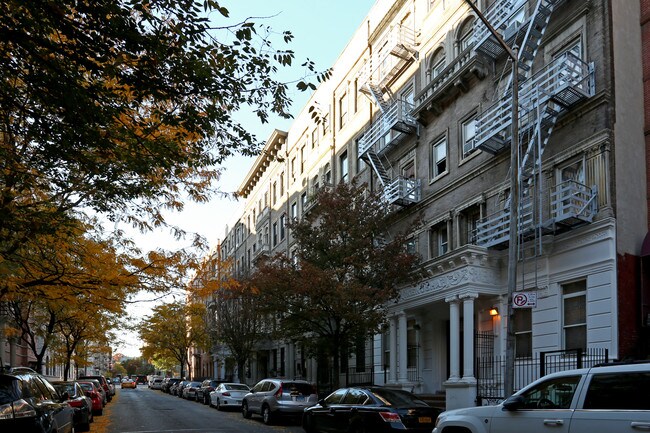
430,49 -> 446,80
311,129 -> 319,149
402,160 -> 415,179
272,182 -> 277,205
291,201 -> 297,220
280,213 -> 286,240
272,222 -> 278,246
301,192 -> 307,213
429,222 -> 449,258
431,138 -> 447,178
382,330 -> 390,369
300,146 -> 305,174
323,164 -> 331,185
279,172 -> 285,197
291,157 -> 296,180
461,114 -> 478,158
340,151 -> 349,183
406,238 -> 417,255
514,308 -> 532,358
563,280 -> 586,350
518,375 -> 581,410
458,18 -> 474,53
356,139 -> 366,172
407,319 -> 418,368
458,204 -> 480,245
584,372 -> 650,410
339,92 -> 348,129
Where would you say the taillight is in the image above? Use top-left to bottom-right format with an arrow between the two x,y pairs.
68,400 -> 83,408
0,402 -> 14,420
11,399 -> 38,419
222,392 -> 231,396
274,385 -> 283,398
379,412 -> 401,423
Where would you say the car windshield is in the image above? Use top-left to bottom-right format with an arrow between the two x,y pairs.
225,384 -> 249,391
370,388 -> 429,407
78,382 -> 94,392
53,383 -> 75,396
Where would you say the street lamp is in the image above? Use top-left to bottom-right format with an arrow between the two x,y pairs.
464,0 -> 519,398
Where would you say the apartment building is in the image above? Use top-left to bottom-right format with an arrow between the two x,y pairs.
216,0 -> 646,409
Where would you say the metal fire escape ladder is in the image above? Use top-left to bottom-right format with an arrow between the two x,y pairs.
367,83 -> 394,114
365,151 -> 392,187
503,0 -> 560,93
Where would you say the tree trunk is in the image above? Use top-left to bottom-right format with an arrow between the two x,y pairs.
237,358 -> 246,384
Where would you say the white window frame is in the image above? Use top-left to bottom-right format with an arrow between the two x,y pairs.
431,137 -> 448,179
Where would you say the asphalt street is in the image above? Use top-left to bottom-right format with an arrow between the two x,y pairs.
98,385 -> 305,433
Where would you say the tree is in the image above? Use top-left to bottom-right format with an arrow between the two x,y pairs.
0,0 -> 329,300
139,302 -> 209,379
252,182 -> 421,389
191,252 -> 267,383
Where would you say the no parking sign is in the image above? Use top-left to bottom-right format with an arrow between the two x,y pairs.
513,291 -> 537,308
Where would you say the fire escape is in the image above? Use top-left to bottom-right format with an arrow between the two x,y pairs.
357,24 -> 420,207
472,0 -> 598,249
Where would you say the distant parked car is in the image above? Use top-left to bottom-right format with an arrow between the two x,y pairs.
0,367 -> 75,433
242,378 -> 318,425
303,386 -> 441,433
121,378 -> 137,389
196,379 -> 225,404
77,381 -> 104,415
162,377 -> 181,393
151,378 -> 164,390
173,380 -> 190,397
78,378 -> 107,405
52,381 -> 94,432
78,374 -> 113,401
182,381 -> 202,399
210,382 -> 250,410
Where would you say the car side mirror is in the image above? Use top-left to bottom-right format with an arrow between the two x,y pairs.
60,392 -> 70,402
502,395 -> 525,411
318,398 -> 327,408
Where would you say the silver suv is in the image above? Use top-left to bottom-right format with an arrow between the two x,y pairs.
434,361 -> 650,433
241,378 -> 317,425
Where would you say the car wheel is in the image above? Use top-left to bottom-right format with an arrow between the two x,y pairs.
95,408 -> 103,416
195,393 -> 199,402
216,398 -> 221,411
242,401 -> 251,419
80,420 -> 91,432
89,411 -> 94,424
262,405 -> 273,425
204,394 -> 209,405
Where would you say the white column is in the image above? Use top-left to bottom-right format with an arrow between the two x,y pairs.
461,293 -> 479,381
398,313 -> 408,382
447,296 -> 460,381
389,316 -> 398,382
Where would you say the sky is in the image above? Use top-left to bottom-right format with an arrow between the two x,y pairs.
116,0 -> 377,357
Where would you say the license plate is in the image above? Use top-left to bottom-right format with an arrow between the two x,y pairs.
291,395 -> 305,401
419,417 -> 432,423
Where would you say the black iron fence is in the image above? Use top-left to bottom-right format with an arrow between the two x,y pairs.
476,347 -> 609,406
344,366 -> 374,387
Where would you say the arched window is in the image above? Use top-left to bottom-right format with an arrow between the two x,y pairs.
457,18 -> 474,53
429,48 -> 446,80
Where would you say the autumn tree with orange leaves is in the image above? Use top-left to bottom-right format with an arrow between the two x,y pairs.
0,0 -> 328,302
252,182 -> 422,390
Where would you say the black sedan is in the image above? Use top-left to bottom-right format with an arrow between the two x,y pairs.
302,386 -> 441,433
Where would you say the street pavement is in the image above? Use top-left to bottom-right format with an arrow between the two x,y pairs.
96,384 -> 305,433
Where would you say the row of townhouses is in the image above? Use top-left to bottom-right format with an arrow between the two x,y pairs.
194,0 -> 648,409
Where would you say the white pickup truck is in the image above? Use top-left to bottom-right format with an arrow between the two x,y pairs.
433,361 -> 650,433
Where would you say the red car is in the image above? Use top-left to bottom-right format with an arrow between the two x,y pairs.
77,381 -> 104,416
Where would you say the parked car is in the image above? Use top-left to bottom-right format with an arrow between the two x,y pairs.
150,377 -> 164,390
0,367 -> 75,433
52,380 -> 94,432
78,378 -> 107,406
433,361 -> 650,433
121,378 -> 137,389
161,377 -> 181,393
77,380 -> 104,415
242,378 -> 318,425
182,381 -> 202,400
172,380 -> 189,396
196,379 -> 225,404
303,386 -> 441,433
106,377 -> 115,395
210,382 -> 250,410
78,374 -> 113,401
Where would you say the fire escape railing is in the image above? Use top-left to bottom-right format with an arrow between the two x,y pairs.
472,52 -> 594,154
358,99 -> 416,156
383,176 -> 421,206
